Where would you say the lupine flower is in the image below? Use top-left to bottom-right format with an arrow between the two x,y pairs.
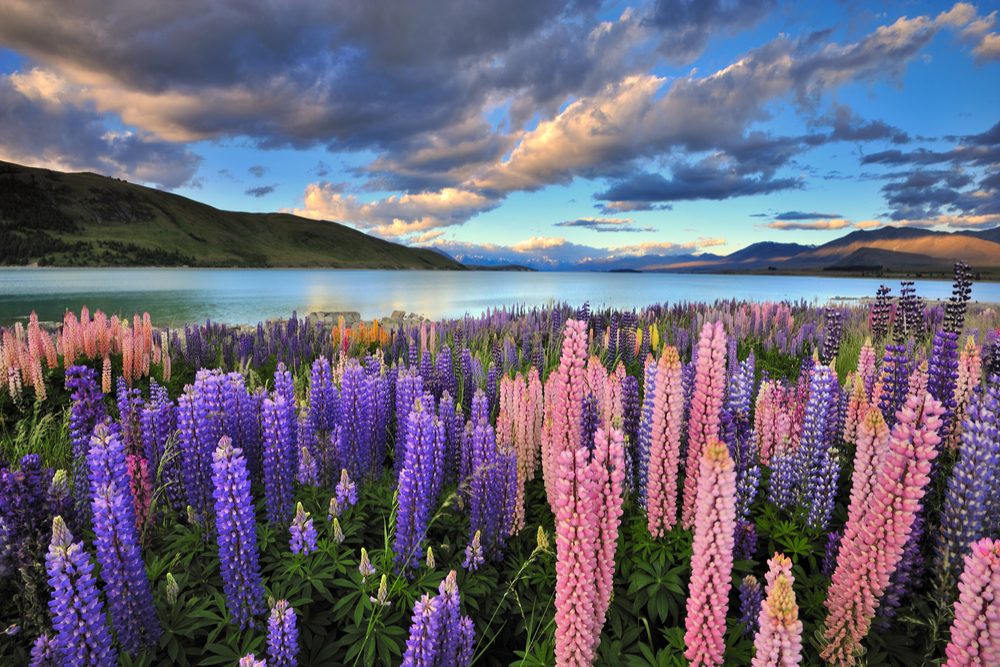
29,633 -> 57,667
739,576 -> 764,638
636,354 -> 657,505
936,377 -> 1000,591
262,394 -> 296,529
165,573 -> 179,607
239,653 -> 267,667
336,468 -> 357,507
126,453 -> 153,534
0,454 -> 51,580
370,574 -> 391,607
140,381 -> 183,511
395,397 -> 447,570
942,537 -> 1000,666
823,531 -> 842,577
465,395 -> 517,562
928,329 -> 960,437
752,553 -> 803,667
296,446 -> 319,487
87,424 -> 161,654
359,547 -> 376,579
177,369 -> 230,518
289,502 -> 318,556
795,363 -> 840,531
947,336 -> 982,450
541,319 -> 588,508
45,516 -> 115,667
684,439 -> 737,667
327,496 -> 340,521
65,365 -> 106,516
646,346 -> 684,537
211,437 -> 265,630
682,321 -> 728,529
267,599 -> 299,667
308,356 -> 339,434
426,547 -> 435,570
822,392 -> 944,666
821,307 -> 843,365
878,342 -> 910,428
401,570 -> 476,667
395,369 -> 424,473
463,530 -> 484,571
339,361 -> 383,482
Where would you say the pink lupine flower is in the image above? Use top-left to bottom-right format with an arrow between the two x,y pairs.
842,375 -> 869,445
822,392 -> 944,666
553,418 -> 625,665
856,340 -> 877,399
752,553 -> 803,667
681,321 -> 728,529
907,360 -> 929,400
845,408 -> 890,528
684,439 -> 736,667
646,346 -> 685,537
127,454 -> 154,534
542,319 -> 588,509
943,537 -> 1000,667
947,335 -> 983,450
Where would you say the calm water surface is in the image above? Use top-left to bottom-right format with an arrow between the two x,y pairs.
2,268 -> 998,326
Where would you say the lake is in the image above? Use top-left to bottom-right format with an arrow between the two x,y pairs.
1,268 -> 998,326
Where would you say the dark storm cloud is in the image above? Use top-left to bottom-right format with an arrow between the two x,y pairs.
0,74 -> 201,189
248,165 -> 267,178
554,218 -> 657,232
244,184 -> 276,198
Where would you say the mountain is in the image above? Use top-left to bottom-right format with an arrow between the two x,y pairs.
823,247 -> 947,272
0,160 -> 463,269
786,227 -> 1000,268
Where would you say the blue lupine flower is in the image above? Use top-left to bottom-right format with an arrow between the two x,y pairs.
262,394 -> 296,529
267,599 -> 299,667
45,516 -> 115,667
211,437 -> 265,630
87,424 -> 160,654
289,502 -> 318,556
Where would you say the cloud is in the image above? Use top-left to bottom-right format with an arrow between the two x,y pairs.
595,158 -> 802,210
645,0 -> 776,64
554,217 -> 657,232
0,70 -> 201,189
292,183 -> 497,238
245,184 -> 276,198
248,165 -> 267,178
764,218 -> 853,230
771,210 -> 844,220
819,105 -> 910,144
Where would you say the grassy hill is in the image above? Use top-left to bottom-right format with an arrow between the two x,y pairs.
0,160 -> 464,269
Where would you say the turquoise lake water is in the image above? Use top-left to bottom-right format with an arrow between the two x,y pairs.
1,268 -> 997,326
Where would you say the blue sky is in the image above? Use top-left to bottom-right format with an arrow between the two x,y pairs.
0,1 -> 997,268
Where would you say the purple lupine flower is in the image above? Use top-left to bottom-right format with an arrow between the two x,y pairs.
936,378 -> 1000,590
459,348 -> 475,416
87,424 -> 161,654
465,398 -> 516,562
212,438 -> 265,629
928,329 -> 960,437
879,342 -> 910,427
435,345 -> 455,402
734,522 -> 757,562
336,469 -> 358,508
621,374 -> 641,492
140,380 -> 179,507
239,654 -> 266,667
267,599 -> 298,667
879,511 -> 925,625
296,446 -> 319,487
289,502 -> 318,556
177,370 -> 227,517
768,449 -> 799,511
485,363 -> 499,416
65,365 -> 106,516
871,284 -> 892,341
401,570 -> 476,667
395,369 -> 424,474
821,307 -> 843,364
339,361 -> 377,482
0,454 -> 51,578
359,547 -> 376,579
795,363 -> 840,530
46,470 -> 74,537
580,392 -> 599,452
823,531 -> 842,577
262,394 -> 296,529
45,516 -> 114,667
738,575 -> 763,638
29,632 -> 58,666
463,530 -> 484,571
437,391 -> 459,486
394,397 -> 446,570
607,313 -> 619,360
637,356 -> 657,506
116,376 -> 144,457
309,356 -> 339,434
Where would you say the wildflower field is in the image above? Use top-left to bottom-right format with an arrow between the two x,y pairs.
2,265 -> 1000,666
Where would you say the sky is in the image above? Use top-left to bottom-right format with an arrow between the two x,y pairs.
0,0 -> 998,268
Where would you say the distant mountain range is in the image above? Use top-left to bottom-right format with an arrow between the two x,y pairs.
0,160 -> 462,269
2,159 -> 997,276
571,226 -> 1000,276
